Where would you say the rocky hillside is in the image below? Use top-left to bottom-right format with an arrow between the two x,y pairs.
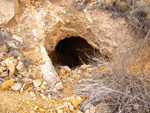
1,0 -> 150,113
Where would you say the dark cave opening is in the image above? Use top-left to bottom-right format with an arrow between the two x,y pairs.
50,37 -> 100,68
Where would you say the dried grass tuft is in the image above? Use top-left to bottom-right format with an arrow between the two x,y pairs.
128,5 -> 150,40
75,63 -> 150,112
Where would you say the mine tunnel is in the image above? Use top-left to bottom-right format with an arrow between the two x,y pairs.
50,37 -> 100,68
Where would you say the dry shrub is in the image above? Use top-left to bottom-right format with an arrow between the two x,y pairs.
0,31 -> 32,69
0,32 -> 23,56
75,61 -> 150,112
75,41 -> 150,112
72,0 -> 150,40
0,31 -> 12,45
72,1 -> 150,112
128,5 -> 150,40
72,0 -> 135,16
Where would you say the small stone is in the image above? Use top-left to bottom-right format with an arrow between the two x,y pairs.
85,109 -> 90,113
57,110 -> 63,113
36,87 -> 42,91
33,79 -> 41,88
62,74 -> 67,80
11,83 -> 22,91
77,70 -> 82,74
80,96 -> 86,101
89,105 -> 96,113
76,96 -> 82,104
23,83 -> 30,91
80,64 -> 88,70
83,9 -> 87,12
30,91 -> 36,97
69,71 -> 73,76
1,79 -> 14,89
1,71 -> 8,77
69,104 -> 74,111
16,61 -> 29,77
34,106 -> 38,110
77,2 -> 80,6
60,68 -> 66,75
24,52 -> 29,56
77,110 -> 83,113
42,95 -> 46,100
63,66 -> 71,73
54,82 -> 63,90
39,108 -> 45,112
30,110 -> 35,113
36,74 -> 41,79
5,57 -> 18,76
41,85 -> 47,90
22,78 -> 33,83
56,105 -> 61,110
28,87 -> 34,92
74,75 -> 80,80
0,67 -> 3,73
43,81 -> 47,85
71,97 -> 81,109
17,74 -> 22,78
48,94 -> 52,99
66,19 -> 70,23
67,102 -> 72,106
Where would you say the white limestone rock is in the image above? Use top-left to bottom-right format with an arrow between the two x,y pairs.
11,83 -> 22,91
54,82 -> 63,90
40,46 -> 63,89
5,57 -> 18,76
33,79 -> 41,88
16,61 -> 29,77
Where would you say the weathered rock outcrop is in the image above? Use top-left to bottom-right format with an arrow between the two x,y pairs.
0,0 -> 15,25
0,0 -> 143,89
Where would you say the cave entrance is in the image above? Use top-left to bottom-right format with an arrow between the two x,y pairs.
50,37 -> 100,68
